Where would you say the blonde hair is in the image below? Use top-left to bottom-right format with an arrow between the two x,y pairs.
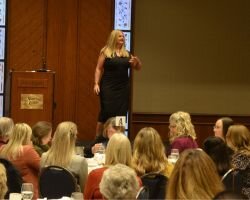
100,164 -> 139,200
0,117 -> 14,140
102,117 -> 125,137
167,149 -> 224,199
0,123 -> 32,160
226,125 -> 250,155
101,30 -> 129,58
42,121 -> 77,167
169,111 -> 196,142
132,127 -> 169,176
0,163 -> 7,199
105,133 -> 132,167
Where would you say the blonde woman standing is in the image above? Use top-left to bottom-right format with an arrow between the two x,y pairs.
40,121 -> 88,191
0,123 -> 40,199
94,29 -> 142,136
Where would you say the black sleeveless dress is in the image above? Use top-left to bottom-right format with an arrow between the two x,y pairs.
98,54 -> 130,123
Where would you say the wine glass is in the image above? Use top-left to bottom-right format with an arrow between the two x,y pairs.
21,183 -> 33,200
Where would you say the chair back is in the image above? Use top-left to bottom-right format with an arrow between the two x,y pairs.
222,168 -> 250,198
39,165 -> 77,199
0,158 -> 23,199
136,186 -> 149,200
140,172 -> 168,199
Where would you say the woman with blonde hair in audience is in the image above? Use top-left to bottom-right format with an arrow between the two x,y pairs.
84,133 -> 141,199
167,149 -> 224,199
132,127 -> 173,177
41,121 -> 88,191
168,111 -> 198,154
0,117 -> 14,147
0,123 -> 40,199
225,125 -> 250,198
32,121 -> 52,156
0,163 -> 7,199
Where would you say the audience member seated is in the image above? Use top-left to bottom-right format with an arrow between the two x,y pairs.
166,149 -> 224,199
84,117 -> 125,158
0,163 -> 8,199
84,133 -> 141,199
132,127 -> 173,177
132,127 -> 172,199
100,164 -> 139,200
0,158 -> 23,199
213,117 -> 234,141
203,136 -> 233,177
32,121 -> 52,156
40,121 -> 88,192
0,123 -> 40,199
0,117 -> 14,147
224,125 -> 250,198
168,111 -> 198,154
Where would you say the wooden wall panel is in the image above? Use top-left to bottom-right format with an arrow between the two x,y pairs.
131,113 -> 250,147
7,0 -> 114,140
7,0 -> 45,70
46,0 -> 78,125
76,0 -> 113,140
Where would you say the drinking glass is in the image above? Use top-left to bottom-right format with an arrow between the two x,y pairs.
171,149 -> 179,160
96,144 -> 105,154
75,146 -> 84,156
21,183 -> 33,200
71,192 -> 84,200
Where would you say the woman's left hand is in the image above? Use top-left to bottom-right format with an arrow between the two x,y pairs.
129,55 -> 142,70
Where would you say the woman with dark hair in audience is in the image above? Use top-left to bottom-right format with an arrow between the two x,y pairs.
41,121 -> 88,191
0,123 -> 40,199
225,125 -> 250,198
0,117 -> 14,147
84,117 -> 125,158
32,121 -> 52,156
168,111 -> 198,154
166,149 -> 224,199
213,117 -> 234,140
203,136 -> 233,177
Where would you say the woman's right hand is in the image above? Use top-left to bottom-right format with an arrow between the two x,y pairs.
94,83 -> 100,95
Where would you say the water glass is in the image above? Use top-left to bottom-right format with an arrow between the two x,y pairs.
96,144 -> 105,154
21,183 -> 33,200
75,146 -> 84,156
171,148 -> 179,159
